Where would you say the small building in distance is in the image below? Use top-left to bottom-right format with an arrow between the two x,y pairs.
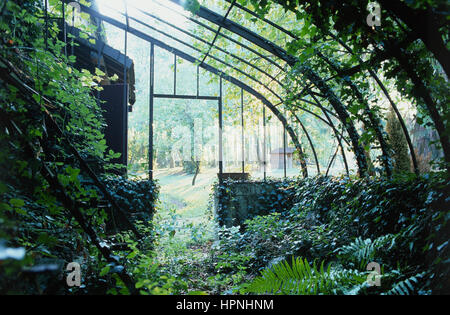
270,147 -> 295,169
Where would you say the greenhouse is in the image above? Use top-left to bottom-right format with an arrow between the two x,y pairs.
0,0 -> 449,297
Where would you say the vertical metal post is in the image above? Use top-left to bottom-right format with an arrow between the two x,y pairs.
263,106 -> 266,181
196,65 -> 199,97
173,54 -> 177,95
95,18 -> 102,105
62,1 -> 67,57
123,5 -> 128,172
71,6 -> 74,57
149,43 -> 154,180
96,43 -> 101,105
241,88 -> 244,174
283,111 -> 287,178
218,77 -> 223,176
44,0 -> 48,50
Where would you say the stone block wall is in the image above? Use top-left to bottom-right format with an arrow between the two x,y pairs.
214,179 -> 295,227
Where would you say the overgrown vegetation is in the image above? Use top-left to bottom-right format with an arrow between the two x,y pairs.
0,0 -> 158,294
386,108 -> 411,173
211,175 -> 449,295
0,0 -> 449,296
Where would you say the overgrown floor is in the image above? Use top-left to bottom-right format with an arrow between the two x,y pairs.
152,168 -> 218,293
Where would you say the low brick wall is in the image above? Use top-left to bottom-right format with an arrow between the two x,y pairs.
213,179 -> 295,227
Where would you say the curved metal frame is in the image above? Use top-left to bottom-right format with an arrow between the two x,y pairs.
67,0 -> 310,177
219,0 -> 420,175
166,0 -> 368,175
60,0 -> 434,178
80,0 -> 354,177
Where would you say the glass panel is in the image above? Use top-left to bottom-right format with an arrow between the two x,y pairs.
96,0 -> 126,23
175,57 -> 197,95
102,21 -> 125,55
244,98 -> 265,179
198,0 -> 230,16
222,81 -> 242,173
228,6 -> 290,49
154,46 -> 174,94
199,68 -> 219,97
265,112 -> 284,179
127,37 -> 150,176
286,113 -> 304,178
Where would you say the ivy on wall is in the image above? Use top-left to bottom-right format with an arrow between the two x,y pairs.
212,178 -> 295,227
0,0 -> 158,294
213,174 -> 449,294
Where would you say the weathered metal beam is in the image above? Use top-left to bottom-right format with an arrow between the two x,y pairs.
168,0 -> 367,176
130,4 -> 284,87
152,0 -> 285,72
149,43 -> 154,180
170,0 -> 296,66
65,0 -> 308,177
153,94 -> 220,101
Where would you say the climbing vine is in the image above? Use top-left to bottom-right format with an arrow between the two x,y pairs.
0,0 -> 158,294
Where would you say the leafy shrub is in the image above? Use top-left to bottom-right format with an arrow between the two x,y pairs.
244,256 -> 366,295
104,176 -> 159,229
386,108 -> 411,173
0,1 -> 161,294
336,235 -> 396,270
214,174 -> 449,294
212,178 -> 296,227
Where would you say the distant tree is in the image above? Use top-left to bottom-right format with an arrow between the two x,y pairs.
386,108 -> 411,173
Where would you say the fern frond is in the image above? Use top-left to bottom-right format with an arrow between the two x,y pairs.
384,272 -> 426,295
337,234 -> 395,269
244,257 -> 366,295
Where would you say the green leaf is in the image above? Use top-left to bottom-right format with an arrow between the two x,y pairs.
99,266 -> 110,277
9,198 -> 25,208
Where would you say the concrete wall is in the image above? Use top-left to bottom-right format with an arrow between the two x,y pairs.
214,180 -> 294,228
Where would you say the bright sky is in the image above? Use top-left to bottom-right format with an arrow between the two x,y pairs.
96,0 -> 189,29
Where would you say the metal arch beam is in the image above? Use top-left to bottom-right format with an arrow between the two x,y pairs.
129,5 -> 285,87
65,0 -> 309,177
222,1 -> 418,175
317,51 -> 392,177
169,0 -> 368,176
276,95 -> 339,120
224,0 -> 298,40
179,3 -> 357,175
292,93 -> 350,175
308,93 -> 350,176
332,35 -> 419,175
223,0 -> 420,83
98,5 -> 285,102
152,0 -> 286,73
64,1 -> 285,103
200,0 -> 236,66
176,0 -> 345,156
170,0 -> 296,65
136,2 -> 347,168
288,104 -> 350,147
289,111 -> 321,174
135,0 -> 352,164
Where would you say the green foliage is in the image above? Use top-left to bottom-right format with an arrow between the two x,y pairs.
1,0 -> 449,296
104,176 -> 159,228
245,257 -> 328,294
385,272 -> 427,295
337,235 -> 395,270
386,108 -> 411,173
212,175 -> 449,295
0,0 -> 160,294
244,233 -> 433,295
